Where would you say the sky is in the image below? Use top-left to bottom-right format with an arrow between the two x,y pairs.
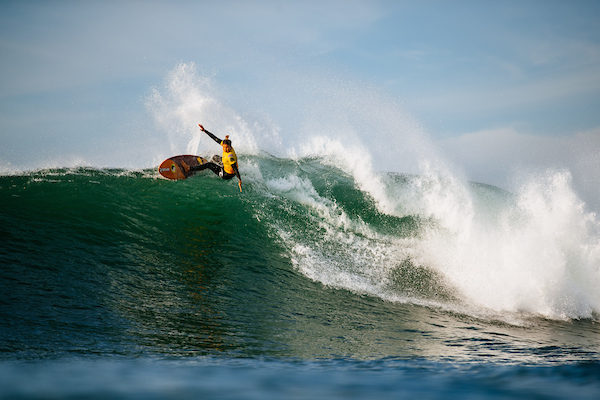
1,0 -> 599,206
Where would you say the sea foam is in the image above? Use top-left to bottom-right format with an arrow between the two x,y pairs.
150,63 -> 600,322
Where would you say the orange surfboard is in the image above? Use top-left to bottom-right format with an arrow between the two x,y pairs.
158,155 -> 208,180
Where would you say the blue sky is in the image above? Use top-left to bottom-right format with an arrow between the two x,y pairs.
1,0 -> 599,203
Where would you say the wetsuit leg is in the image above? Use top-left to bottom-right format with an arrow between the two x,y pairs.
190,162 -> 222,176
190,162 -> 235,180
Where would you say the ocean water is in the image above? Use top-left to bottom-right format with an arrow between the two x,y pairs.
1,154 -> 599,399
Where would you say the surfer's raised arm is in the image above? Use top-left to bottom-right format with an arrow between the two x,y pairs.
198,124 -> 222,145
194,124 -> 243,192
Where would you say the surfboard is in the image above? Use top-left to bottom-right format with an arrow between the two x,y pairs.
158,155 -> 208,180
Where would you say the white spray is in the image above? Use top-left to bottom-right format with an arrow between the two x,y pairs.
149,63 -> 600,322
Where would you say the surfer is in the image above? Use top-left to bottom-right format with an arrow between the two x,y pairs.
183,124 -> 243,192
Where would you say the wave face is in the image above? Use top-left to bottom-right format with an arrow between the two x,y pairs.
1,156 -> 599,363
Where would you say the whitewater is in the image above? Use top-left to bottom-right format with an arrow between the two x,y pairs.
1,63 -> 599,399
144,63 -> 600,323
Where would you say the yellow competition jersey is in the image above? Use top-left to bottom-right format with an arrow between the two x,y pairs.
221,146 -> 238,175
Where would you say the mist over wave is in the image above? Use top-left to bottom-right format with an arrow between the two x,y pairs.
3,63 -> 598,324
142,63 -> 600,322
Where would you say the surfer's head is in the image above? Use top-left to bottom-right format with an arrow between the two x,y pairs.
222,136 -> 232,151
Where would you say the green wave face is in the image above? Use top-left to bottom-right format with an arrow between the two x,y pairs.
1,157 -> 599,361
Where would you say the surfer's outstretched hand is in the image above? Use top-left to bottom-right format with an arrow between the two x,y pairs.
238,180 -> 243,193
198,124 -> 205,131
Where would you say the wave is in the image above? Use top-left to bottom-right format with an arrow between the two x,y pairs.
2,64 -> 599,328
3,154 -> 599,325
250,154 -> 600,322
